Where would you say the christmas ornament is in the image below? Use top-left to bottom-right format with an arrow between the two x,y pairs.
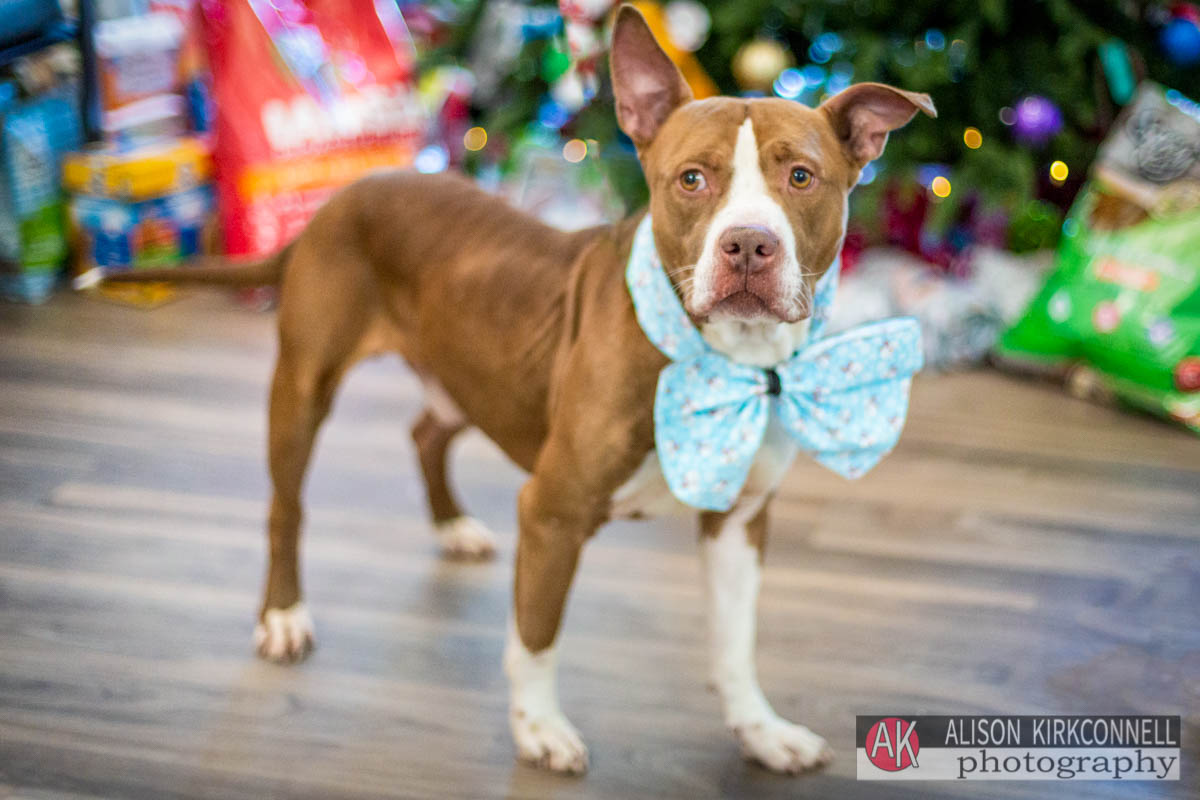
560,0 -> 615,22
541,45 -> 571,83
565,18 -> 599,60
550,65 -> 592,111
1160,17 -> 1200,66
733,38 -> 793,93
1099,38 -> 1136,105
664,0 -> 710,52
558,0 -> 616,112
1172,2 -> 1200,25
1012,95 -> 1063,147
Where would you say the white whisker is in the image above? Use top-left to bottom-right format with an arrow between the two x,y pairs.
664,263 -> 698,278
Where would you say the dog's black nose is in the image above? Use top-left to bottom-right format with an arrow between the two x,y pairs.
718,226 -> 780,274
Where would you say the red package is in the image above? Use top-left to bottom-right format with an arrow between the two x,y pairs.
199,0 -> 424,256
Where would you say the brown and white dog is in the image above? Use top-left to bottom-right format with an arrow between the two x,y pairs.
99,6 -> 934,775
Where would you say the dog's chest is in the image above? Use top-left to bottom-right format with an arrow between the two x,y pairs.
610,318 -> 809,519
610,409 -> 799,520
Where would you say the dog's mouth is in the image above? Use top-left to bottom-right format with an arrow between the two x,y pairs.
712,290 -> 772,318
699,289 -> 808,324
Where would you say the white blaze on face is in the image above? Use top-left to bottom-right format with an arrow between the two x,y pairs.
690,117 -> 803,319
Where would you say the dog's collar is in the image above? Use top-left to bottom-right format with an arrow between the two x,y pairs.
625,214 -> 840,364
625,214 -> 923,512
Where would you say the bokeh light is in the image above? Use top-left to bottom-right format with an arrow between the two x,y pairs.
931,176 -> 952,198
963,127 -> 983,149
773,67 -> 805,99
463,127 -> 487,151
414,144 -> 449,173
858,161 -> 878,185
562,138 -> 587,163
1049,160 -> 1069,183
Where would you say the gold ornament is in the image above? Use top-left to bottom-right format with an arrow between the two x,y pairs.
732,38 -> 793,92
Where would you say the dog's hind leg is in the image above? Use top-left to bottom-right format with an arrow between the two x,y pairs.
254,351 -> 347,663
255,246 -> 376,663
410,375 -> 496,560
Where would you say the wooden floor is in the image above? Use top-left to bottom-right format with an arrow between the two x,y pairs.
0,291 -> 1197,800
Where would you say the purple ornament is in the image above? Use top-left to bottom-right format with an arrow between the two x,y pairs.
1013,95 -> 1063,147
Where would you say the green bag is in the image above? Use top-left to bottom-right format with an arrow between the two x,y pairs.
995,84 -> 1200,434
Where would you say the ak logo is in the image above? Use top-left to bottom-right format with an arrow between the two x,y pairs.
866,717 -> 920,771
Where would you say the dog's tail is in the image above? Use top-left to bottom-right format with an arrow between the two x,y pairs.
73,247 -> 289,291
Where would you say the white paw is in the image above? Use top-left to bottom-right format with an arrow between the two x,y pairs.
734,715 -> 833,774
511,709 -> 589,774
435,516 -> 497,560
253,602 -> 315,663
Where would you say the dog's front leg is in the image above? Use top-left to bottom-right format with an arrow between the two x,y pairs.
700,501 -> 833,774
503,468 -> 602,775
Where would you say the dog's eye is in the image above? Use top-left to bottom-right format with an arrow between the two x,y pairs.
679,169 -> 706,192
790,167 -> 813,189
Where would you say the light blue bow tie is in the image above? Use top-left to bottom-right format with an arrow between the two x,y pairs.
627,215 -> 923,511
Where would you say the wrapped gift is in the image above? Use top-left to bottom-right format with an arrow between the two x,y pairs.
995,84 -> 1200,433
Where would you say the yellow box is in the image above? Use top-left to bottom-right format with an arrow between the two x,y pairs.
62,136 -> 212,201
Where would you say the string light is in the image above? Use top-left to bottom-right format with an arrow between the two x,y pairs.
930,176 -> 952,198
413,145 -> 448,174
463,127 -> 487,151
562,138 -> 587,163
1049,160 -> 1069,184
963,127 -> 983,149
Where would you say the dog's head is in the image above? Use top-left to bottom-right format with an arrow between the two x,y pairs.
611,6 -> 935,328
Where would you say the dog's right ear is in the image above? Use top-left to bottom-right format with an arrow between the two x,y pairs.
610,5 -> 693,150
820,83 -> 937,167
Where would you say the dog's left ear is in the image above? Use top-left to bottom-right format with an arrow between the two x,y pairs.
821,83 -> 937,166
610,4 -> 693,149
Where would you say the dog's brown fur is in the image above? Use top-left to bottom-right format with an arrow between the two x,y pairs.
109,171 -> 662,651
261,173 -> 659,646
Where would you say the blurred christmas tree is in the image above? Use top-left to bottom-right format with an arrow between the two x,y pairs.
409,0 -> 1200,254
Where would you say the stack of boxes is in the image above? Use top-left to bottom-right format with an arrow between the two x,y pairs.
63,135 -> 213,306
0,2 -> 215,304
61,7 -> 215,306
